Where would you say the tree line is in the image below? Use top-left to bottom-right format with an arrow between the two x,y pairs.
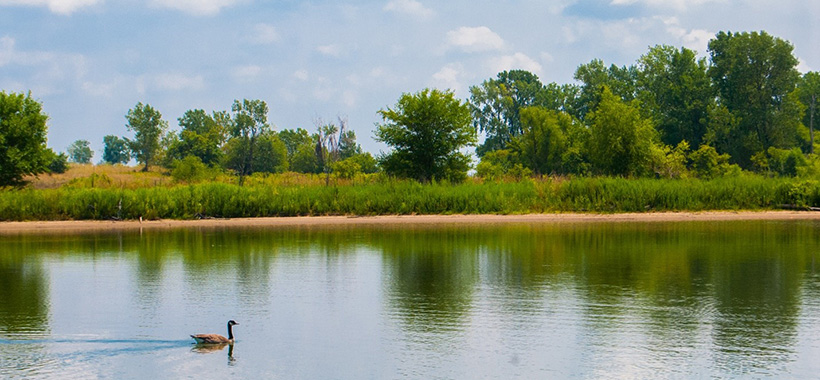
2,30 -> 820,187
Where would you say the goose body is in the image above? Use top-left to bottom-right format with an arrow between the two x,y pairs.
191,320 -> 238,344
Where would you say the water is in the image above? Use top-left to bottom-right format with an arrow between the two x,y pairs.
2,220 -> 820,379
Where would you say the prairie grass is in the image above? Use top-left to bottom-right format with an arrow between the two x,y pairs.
2,172 -> 819,221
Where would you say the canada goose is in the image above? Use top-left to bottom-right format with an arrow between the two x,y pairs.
191,320 -> 238,344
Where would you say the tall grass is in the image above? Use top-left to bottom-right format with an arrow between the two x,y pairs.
2,175 -> 819,221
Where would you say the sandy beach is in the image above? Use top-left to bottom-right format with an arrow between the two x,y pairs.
1,211 -> 819,234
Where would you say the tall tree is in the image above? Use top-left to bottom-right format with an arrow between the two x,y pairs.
228,99 -> 270,181
167,109 -> 229,166
509,107 -> 572,176
708,31 -> 802,167
637,45 -> 714,149
587,87 -> 657,176
574,59 -> 638,120
469,70 -> 548,156
125,102 -> 167,172
0,91 -> 50,185
102,135 -> 130,164
375,88 -> 476,182
279,128 -> 314,170
798,72 -> 820,154
67,139 -> 93,164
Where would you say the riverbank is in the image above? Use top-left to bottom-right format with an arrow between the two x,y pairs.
2,211 -> 819,234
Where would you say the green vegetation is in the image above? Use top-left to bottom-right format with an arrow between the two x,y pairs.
5,30 -> 820,220
2,172 -> 819,221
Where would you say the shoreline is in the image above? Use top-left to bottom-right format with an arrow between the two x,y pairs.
2,211 -> 820,234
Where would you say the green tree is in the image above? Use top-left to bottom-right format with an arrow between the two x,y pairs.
469,70 -> 548,155
229,99 -> 270,180
637,45 -> 714,149
46,150 -> 69,174
587,87 -> 657,176
167,109 -> 229,166
102,135 -> 130,165
574,59 -> 638,120
0,91 -> 50,185
67,139 -> 93,164
279,128 -> 314,169
708,31 -> 803,167
125,102 -> 168,172
798,72 -> 820,153
510,107 -> 571,176
375,88 -> 476,182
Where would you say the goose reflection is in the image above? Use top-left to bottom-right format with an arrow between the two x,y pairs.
192,342 -> 235,363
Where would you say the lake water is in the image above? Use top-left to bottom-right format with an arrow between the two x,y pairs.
2,220 -> 820,379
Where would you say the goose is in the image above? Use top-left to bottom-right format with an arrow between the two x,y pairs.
191,320 -> 238,344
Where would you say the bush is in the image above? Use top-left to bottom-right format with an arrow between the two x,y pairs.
171,156 -> 214,183
47,151 -> 69,174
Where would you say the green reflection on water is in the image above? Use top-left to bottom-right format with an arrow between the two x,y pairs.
1,220 -> 819,376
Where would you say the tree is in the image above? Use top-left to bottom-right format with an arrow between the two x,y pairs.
0,91 -> 50,185
586,87 -> 657,176
574,59 -> 638,120
509,107 -> 571,176
229,99 -> 270,181
708,31 -> 803,167
102,135 -> 130,165
167,109 -> 229,166
125,102 -> 168,172
279,128 -> 314,169
637,45 -> 714,149
67,139 -> 93,164
375,88 -> 476,182
469,70 -> 548,156
798,72 -> 820,154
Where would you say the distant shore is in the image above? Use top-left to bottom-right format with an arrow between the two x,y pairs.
2,211 -> 820,234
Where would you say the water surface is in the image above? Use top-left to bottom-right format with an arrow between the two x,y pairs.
2,220 -> 820,379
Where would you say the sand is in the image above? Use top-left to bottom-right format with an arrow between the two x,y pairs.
1,211 -> 819,234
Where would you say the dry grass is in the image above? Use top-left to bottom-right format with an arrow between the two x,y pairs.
25,164 -> 169,189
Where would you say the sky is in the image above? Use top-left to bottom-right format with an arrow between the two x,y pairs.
1,0 -> 819,159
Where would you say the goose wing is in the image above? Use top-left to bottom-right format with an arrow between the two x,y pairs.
191,334 -> 229,344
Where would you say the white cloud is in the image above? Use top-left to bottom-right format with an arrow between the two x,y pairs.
0,35 -> 88,95
446,26 -> 505,53
488,53 -> 543,77
251,23 -> 279,44
293,69 -> 309,81
610,0 -> 723,11
383,0 -> 434,20
232,65 -> 262,80
149,0 -> 245,16
662,17 -> 713,54
317,44 -> 344,58
152,73 -> 205,91
0,0 -> 102,15
431,63 -> 464,92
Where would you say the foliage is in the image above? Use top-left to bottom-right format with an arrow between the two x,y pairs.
375,88 -> 476,182
331,158 -> 362,179
574,59 -> 638,119
166,109 -> 228,166
46,150 -> 69,174
279,128 -> 314,169
229,99 -> 270,179
764,147 -> 807,177
0,91 -> 50,186
586,87 -> 657,176
170,155 -> 217,183
798,72 -> 820,154
510,107 -> 580,176
637,45 -> 713,149
689,144 -> 738,179
650,141 -> 690,179
708,31 -> 802,168
125,102 -> 168,172
67,139 -> 93,164
223,132 -> 288,175
102,135 -> 130,165
346,152 -> 378,174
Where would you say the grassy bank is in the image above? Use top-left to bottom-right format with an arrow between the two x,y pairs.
2,175 -> 819,221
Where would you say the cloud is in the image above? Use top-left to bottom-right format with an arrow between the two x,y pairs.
293,69 -> 309,81
232,65 -> 262,81
148,0 -> 245,16
0,0 -> 102,15
611,0 -> 723,11
317,44 -> 344,58
250,23 -> 279,44
445,26 -> 505,53
383,0 -> 434,20
0,35 -> 88,95
431,64 -> 464,91
488,53 -> 543,77
151,73 -> 205,91
661,17 -> 713,54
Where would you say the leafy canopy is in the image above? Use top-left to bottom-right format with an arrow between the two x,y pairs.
0,91 -> 50,185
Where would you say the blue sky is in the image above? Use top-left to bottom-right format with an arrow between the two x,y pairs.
1,0 -> 818,158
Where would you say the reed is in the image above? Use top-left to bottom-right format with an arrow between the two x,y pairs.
1,175 -> 819,221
